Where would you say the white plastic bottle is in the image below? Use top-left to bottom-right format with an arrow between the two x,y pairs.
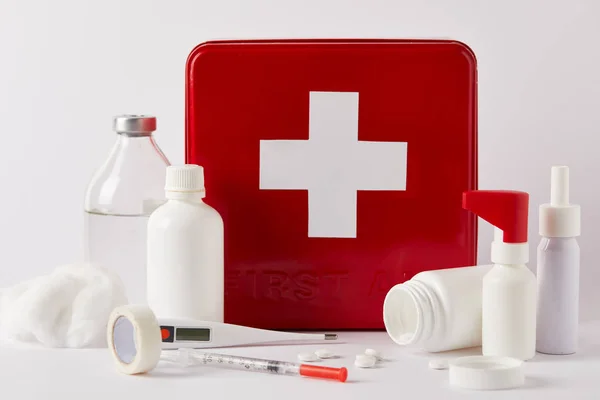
147,164 -> 224,322
383,265 -> 493,352
537,166 -> 581,355
463,190 -> 537,361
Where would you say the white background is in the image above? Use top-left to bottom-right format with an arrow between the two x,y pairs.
1,0 -> 599,322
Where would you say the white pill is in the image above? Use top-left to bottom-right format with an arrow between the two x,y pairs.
364,348 -> 382,360
354,354 -> 377,368
315,349 -> 335,359
428,359 -> 449,370
298,352 -> 319,362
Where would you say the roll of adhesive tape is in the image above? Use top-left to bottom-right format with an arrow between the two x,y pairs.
107,305 -> 162,375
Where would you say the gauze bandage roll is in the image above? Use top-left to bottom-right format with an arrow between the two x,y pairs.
107,305 -> 162,374
0,263 -> 127,348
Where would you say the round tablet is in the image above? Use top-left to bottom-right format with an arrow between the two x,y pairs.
354,354 -> 377,368
429,359 -> 449,370
365,348 -> 381,360
298,352 -> 319,362
315,349 -> 335,359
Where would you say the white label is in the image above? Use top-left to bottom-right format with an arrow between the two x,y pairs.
260,91 -> 407,238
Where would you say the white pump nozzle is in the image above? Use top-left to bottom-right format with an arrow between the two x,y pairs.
540,165 -> 580,238
491,227 -> 529,265
551,166 -> 569,207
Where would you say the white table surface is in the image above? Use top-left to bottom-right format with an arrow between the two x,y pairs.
1,321 -> 599,399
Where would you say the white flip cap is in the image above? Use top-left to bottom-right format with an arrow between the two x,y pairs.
449,356 -> 524,390
539,166 -> 581,237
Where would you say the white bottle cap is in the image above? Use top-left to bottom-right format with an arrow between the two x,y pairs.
539,166 -> 581,237
449,356 -> 524,390
165,164 -> 205,194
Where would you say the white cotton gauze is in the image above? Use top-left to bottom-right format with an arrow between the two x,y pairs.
0,263 -> 128,348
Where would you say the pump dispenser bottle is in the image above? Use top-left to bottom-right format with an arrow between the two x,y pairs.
463,190 -> 536,361
536,166 -> 581,355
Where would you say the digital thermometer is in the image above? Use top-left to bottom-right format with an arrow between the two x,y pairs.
158,316 -> 337,349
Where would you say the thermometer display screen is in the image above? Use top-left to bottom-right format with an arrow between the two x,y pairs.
175,328 -> 211,342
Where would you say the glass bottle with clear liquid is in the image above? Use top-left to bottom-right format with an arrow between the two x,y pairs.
84,115 -> 170,304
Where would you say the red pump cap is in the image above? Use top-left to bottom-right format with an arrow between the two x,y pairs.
462,190 -> 529,243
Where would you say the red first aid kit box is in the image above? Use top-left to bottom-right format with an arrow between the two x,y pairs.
186,39 -> 478,330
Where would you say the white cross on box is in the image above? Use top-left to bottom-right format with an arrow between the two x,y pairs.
260,91 -> 408,238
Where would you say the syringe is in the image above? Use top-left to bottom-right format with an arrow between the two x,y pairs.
162,349 -> 348,382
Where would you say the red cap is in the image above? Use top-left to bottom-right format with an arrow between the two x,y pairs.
299,364 -> 348,382
462,190 -> 529,244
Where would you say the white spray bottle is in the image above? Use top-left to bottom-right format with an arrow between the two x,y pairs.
536,166 -> 581,355
463,190 -> 537,361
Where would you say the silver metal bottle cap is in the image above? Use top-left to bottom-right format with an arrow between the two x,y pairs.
113,115 -> 157,135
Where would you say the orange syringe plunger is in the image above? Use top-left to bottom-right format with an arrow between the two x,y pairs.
300,364 -> 348,382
